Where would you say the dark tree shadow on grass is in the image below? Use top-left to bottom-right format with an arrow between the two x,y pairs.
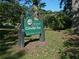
0,30 -> 25,59
24,38 -> 39,47
2,50 -> 25,59
0,36 -> 17,55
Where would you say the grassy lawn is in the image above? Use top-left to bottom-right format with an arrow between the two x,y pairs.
0,30 -> 65,59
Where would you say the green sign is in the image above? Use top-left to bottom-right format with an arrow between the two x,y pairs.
24,16 -> 43,35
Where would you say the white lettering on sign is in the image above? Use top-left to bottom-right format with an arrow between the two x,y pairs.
25,27 -> 41,30
33,23 -> 41,25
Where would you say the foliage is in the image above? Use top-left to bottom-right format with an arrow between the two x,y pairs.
60,0 -> 72,16
59,0 -> 79,58
0,0 -> 27,42
59,32 -> 79,59
43,11 -> 72,30
0,0 -> 26,27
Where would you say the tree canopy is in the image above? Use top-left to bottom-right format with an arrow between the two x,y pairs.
0,0 -> 26,27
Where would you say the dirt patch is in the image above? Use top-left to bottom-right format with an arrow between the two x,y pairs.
11,41 -> 48,54
25,41 -> 48,52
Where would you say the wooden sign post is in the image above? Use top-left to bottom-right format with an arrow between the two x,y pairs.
18,15 -> 24,48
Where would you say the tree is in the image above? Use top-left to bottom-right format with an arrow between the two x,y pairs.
0,0 -> 27,41
24,0 -> 46,18
60,0 -> 79,34
0,0 -> 26,27
60,0 -> 79,59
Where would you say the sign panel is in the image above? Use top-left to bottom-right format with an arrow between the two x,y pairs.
24,16 -> 43,35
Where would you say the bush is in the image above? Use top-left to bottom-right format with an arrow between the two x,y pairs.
44,11 -> 72,30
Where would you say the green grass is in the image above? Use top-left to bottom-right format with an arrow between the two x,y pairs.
0,30 -> 65,59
